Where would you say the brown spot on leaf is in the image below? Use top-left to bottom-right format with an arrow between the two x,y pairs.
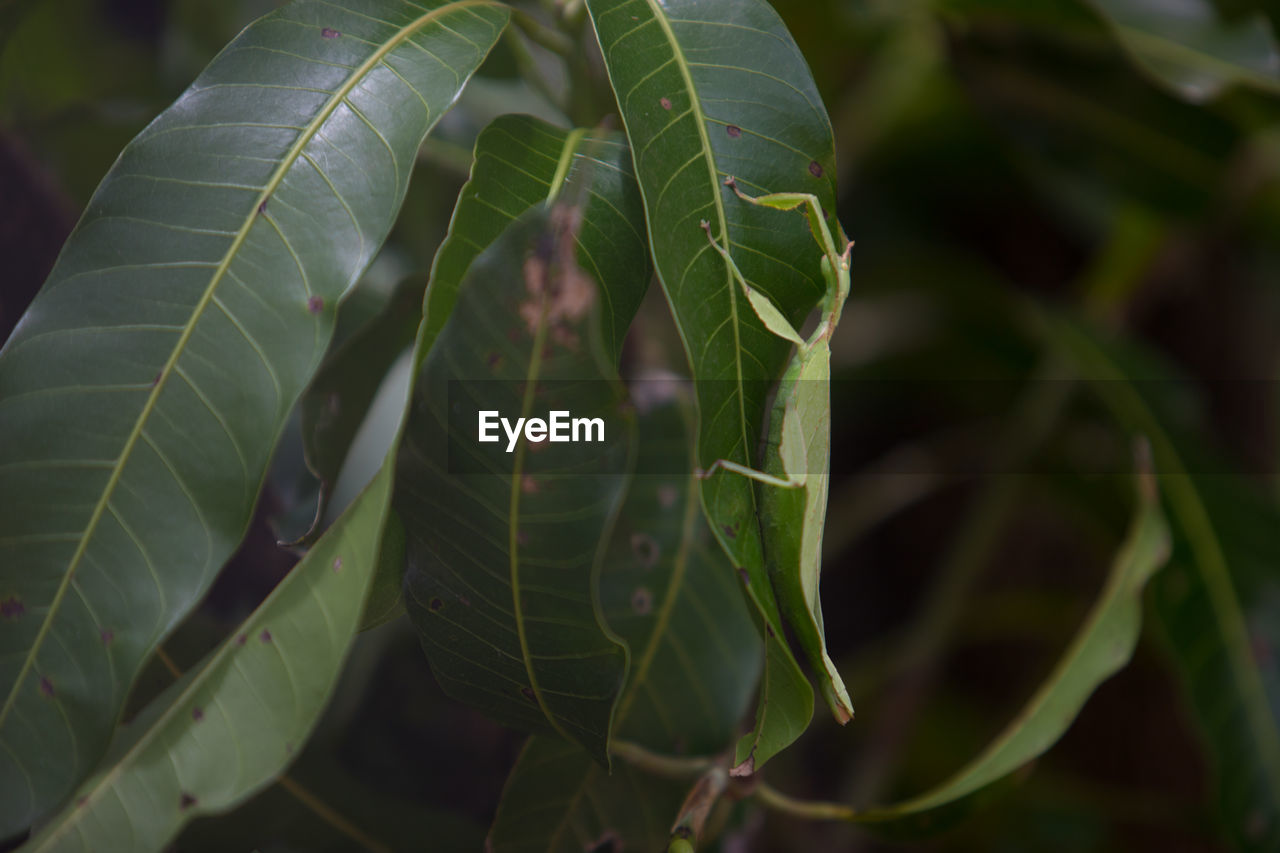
332,557 -> 342,573
520,686 -> 537,703
765,623 -> 775,638
38,677 -> 54,697
258,200 -> 267,215
486,351 -> 503,370
192,707 -> 204,722
630,533 -> 659,568
659,96 -> 672,110
259,629 -> 272,643
809,160 -> 824,178
307,295 -> 324,315
321,27 -> 340,38
1,596 -> 24,618
236,633 -> 248,645
657,485 -> 679,509
722,522 -> 738,539
180,792 -> 198,810
631,587 -> 653,615
150,373 -> 162,388
726,124 -> 742,138
100,629 -> 114,645
429,598 -> 443,612
737,567 -> 750,585
521,475 -> 539,494
516,530 -> 530,546
457,594 -> 471,607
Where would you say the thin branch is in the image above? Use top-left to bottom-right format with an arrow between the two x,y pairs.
277,775 -> 392,853
611,739 -> 719,778
512,9 -> 573,56
753,781 -> 857,822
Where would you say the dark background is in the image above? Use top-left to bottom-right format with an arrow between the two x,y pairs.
4,0 -> 1280,849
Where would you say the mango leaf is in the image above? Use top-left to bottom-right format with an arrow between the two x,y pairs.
487,395 -> 762,852
20,464 -> 395,853
1088,0 -> 1280,102
586,0 -> 836,772
853,458 -> 1171,836
421,113 -> 650,368
1046,315 -> 1280,851
297,276 -> 423,540
0,0 -> 508,834
397,165 -> 651,764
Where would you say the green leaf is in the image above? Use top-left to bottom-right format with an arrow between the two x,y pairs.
487,395 -> 762,852
420,113 -> 651,367
20,464 -> 395,853
397,164 -> 651,763
1088,0 -> 1280,101
586,0 -> 837,771
0,0 -> 508,834
1046,315 -> 1280,851
298,276 -> 423,540
854,460 -> 1170,835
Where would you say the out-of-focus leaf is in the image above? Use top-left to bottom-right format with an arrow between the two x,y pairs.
1047,314 -> 1280,851
397,174 -> 650,763
20,465 -> 395,853
853,460 -> 1170,836
419,113 -> 649,368
298,276 -> 423,539
487,395 -> 763,852
586,0 -> 836,772
1088,0 -> 1280,102
0,0 -> 508,835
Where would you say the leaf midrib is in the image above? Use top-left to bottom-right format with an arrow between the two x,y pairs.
508,132 -> 589,743
640,0 -> 753,474
0,0 -> 501,727
27,469 -> 390,851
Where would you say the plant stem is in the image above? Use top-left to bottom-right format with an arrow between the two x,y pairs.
504,28 -> 569,116
512,8 -> 573,56
277,775 -> 392,853
753,781 -> 857,822
611,739 -> 719,778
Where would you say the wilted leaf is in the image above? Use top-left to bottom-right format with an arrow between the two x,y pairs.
1047,314 -> 1280,851
855,457 -> 1170,835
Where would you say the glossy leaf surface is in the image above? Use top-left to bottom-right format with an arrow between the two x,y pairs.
0,0 -> 508,833
22,465 -> 394,853
587,0 -> 837,771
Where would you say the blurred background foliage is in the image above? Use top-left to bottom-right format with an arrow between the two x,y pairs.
3,0 -> 1280,850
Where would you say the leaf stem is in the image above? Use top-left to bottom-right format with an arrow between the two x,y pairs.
512,9 -> 573,56
752,781 -> 857,822
610,740 -> 718,778
277,775 -> 392,853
